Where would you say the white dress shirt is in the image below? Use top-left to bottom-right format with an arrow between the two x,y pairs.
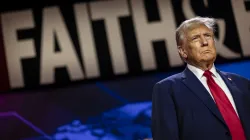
187,63 -> 239,116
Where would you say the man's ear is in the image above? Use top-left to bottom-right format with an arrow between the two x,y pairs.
178,46 -> 187,59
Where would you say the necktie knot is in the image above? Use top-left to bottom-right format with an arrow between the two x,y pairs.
203,70 -> 212,79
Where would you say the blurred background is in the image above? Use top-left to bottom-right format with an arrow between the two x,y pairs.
0,0 -> 249,139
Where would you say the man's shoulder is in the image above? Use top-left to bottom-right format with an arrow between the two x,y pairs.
153,72 -> 185,96
220,70 -> 249,81
219,70 -> 250,85
156,72 -> 183,85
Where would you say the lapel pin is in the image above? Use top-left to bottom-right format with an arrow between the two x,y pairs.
228,77 -> 232,81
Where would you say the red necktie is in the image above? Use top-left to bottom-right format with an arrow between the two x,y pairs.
203,70 -> 246,140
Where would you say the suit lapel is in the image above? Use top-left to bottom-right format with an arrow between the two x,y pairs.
217,70 -> 244,112
181,68 -> 227,127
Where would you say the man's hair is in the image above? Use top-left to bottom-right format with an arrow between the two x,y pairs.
175,16 -> 216,47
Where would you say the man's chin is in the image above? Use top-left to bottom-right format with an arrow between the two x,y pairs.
201,57 -> 216,63
204,54 -> 216,60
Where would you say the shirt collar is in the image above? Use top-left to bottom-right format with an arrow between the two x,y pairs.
187,63 -> 218,79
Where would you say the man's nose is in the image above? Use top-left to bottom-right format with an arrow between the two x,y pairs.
200,36 -> 208,46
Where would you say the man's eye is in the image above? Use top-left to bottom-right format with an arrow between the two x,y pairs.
205,34 -> 211,37
192,37 -> 198,40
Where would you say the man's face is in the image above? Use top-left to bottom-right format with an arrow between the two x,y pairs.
180,24 -> 217,65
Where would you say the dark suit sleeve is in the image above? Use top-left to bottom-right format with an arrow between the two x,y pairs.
151,82 -> 180,140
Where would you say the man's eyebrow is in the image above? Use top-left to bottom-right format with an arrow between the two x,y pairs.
190,34 -> 200,38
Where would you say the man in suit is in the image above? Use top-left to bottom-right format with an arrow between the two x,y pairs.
151,16 -> 250,140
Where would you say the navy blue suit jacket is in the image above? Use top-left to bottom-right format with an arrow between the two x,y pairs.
152,67 -> 250,140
